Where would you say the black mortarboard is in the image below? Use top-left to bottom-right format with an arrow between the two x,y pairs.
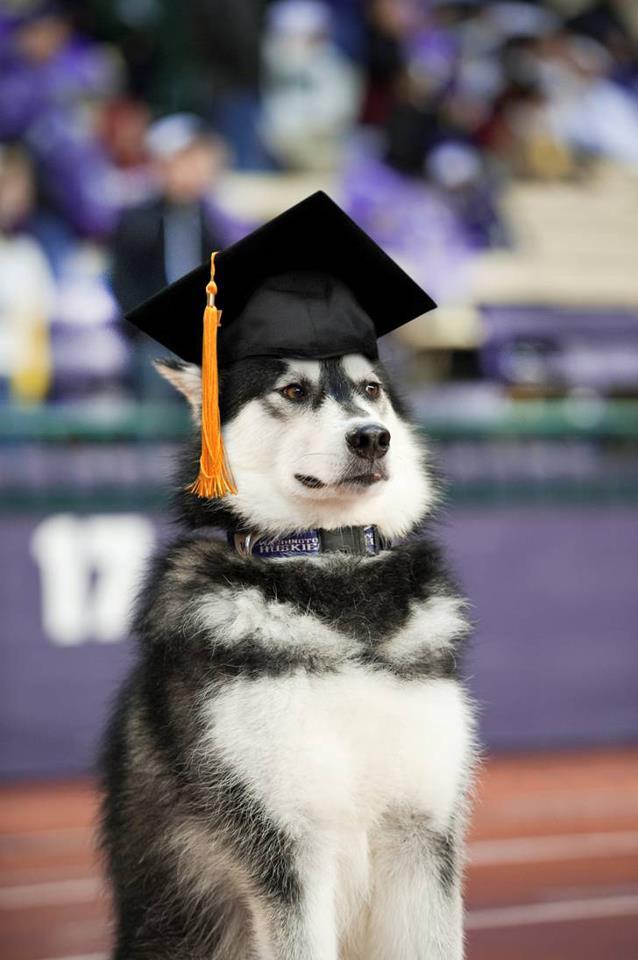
126,190 -> 436,367
125,191 -> 436,499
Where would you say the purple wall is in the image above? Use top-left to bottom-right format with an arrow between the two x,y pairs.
446,507 -> 638,749
1,506 -> 637,779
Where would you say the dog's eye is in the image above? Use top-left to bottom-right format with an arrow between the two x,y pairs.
365,382 -> 381,399
280,383 -> 306,401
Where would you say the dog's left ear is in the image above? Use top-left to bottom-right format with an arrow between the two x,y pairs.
154,359 -> 201,423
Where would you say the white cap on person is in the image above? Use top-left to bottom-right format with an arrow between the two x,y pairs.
145,114 -> 205,161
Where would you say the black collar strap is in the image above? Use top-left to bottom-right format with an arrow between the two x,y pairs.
229,526 -> 389,559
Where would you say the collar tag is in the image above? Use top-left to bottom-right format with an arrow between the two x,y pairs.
230,526 -> 384,559
253,531 -> 321,558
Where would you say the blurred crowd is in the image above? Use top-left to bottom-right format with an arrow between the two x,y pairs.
1,0 -> 637,406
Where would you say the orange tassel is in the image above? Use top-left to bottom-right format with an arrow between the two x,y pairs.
187,252 -> 237,498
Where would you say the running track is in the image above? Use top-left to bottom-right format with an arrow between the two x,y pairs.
1,748 -> 637,959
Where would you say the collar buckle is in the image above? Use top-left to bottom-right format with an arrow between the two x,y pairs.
233,531 -> 256,557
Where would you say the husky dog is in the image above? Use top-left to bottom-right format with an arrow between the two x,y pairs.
101,352 -> 475,960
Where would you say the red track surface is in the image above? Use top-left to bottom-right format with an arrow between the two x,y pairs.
1,748 -> 637,959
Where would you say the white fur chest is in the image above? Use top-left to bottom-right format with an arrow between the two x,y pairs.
203,668 -> 473,835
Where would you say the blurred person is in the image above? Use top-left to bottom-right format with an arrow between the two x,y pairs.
99,98 -> 154,209
479,75 -> 575,178
360,0 -> 422,127
110,114 -> 239,315
471,5 -> 573,178
260,0 -> 362,170
381,4 -> 465,174
426,140 -> 507,248
0,145 -> 54,405
342,149 -> 476,305
49,244 -> 129,406
190,0 -> 270,170
477,5 -> 638,174
100,100 -> 150,173
81,0 -> 270,168
566,0 -> 638,87
0,1 -> 122,256
352,1 -> 508,259
110,114 -> 245,399
0,0 -> 120,139
27,111 -> 120,263
65,0 -> 162,104
446,1 -> 558,138
537,31 -> 638,168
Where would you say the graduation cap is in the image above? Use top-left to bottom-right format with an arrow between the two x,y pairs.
126,190 -> 436,499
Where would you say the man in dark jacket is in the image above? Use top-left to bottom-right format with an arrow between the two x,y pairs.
111,113 -> 242,314
111,113 -> 246,398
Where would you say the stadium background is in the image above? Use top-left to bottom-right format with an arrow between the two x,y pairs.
0,0 -> 637,958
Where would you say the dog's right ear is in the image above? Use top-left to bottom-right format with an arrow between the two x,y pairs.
154,359 -> 201,423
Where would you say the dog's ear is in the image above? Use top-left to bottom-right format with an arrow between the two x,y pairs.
154,359 -> 201,422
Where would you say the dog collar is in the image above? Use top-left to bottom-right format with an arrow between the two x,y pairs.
229,526 -> 388,559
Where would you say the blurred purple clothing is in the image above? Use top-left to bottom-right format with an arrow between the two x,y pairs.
406,27 -> 458,92
26,109 -> 118,237
341,154 -> 474,304
0,33 -> 119,237
0,36 -> 115,138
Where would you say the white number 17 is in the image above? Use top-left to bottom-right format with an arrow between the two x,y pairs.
31,514 -> 156,647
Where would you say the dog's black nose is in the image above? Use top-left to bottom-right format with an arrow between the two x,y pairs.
346,424 -> 391,460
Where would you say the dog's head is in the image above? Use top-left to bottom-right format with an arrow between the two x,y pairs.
158,354 -> 436,538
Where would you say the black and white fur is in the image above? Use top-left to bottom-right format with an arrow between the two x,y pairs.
100,352 -> 476,959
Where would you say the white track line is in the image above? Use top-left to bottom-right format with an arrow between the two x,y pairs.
0,877 -> 101,908
468,830 -> 638,865
3,835 -> 638,934
0,826 -> 90,846
0,826 -> 90,836
466,893 -> 638,930
9,894 -> 638,947
5,827 -> 638,860
30,895 -> 638,951
42,955 -> 106,960
2,831 -> 638,909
